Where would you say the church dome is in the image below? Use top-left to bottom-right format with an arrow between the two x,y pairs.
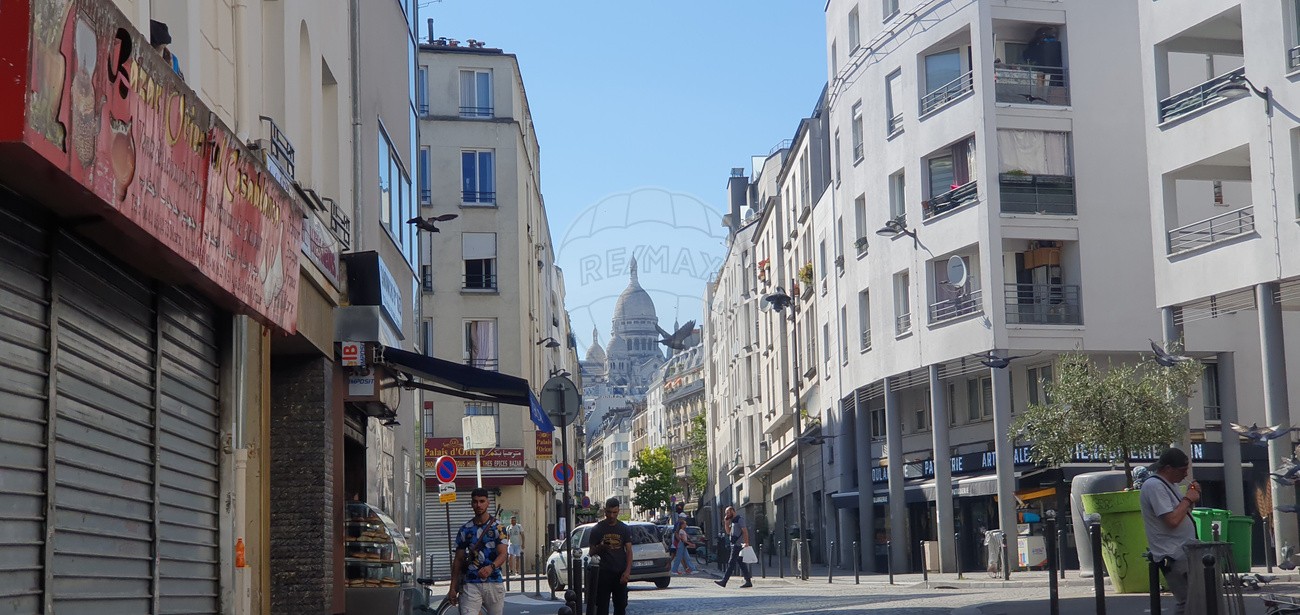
585,326 -> 608,363
613,258 -> 658,323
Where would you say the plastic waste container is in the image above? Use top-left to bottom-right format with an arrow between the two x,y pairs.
1183,542 -> 1245,615
1190,508 -> 1230,542
1227,515 -> 1254,572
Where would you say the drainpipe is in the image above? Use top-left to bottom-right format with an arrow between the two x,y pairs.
349,0 -> 363,246
232,317 -> 251,615
232,0 -> 254,141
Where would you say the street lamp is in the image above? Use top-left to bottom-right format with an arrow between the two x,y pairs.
763,285 -> 811,580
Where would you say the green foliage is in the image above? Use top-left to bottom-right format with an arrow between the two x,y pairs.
628,446 -> 677,514
1013,352 -> 1202,483
686,414 -> 708,498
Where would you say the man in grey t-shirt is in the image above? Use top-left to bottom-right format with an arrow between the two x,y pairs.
714,506 -> 752,588
1140,448 -> 1200,615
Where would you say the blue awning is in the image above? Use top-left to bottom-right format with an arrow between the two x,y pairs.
375,345 -> 554,432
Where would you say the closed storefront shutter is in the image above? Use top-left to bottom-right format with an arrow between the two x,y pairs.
423,489 -> 496,581
0,205 -> 52,614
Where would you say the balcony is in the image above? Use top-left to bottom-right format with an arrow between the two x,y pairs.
999,173 -> 1076,215
860,328 -> 872,352
923,181 -> 979,220
463,273 -> 497,290
895,313 -> 912,336
995,64 -> 1069,106
460,106 -> 494,118
1291,46 -> 1300,72
1158,67 -> 1244,123
462,190 -> 496,205
929,287 -> 983,324
887,113 -> 903,137
920,70 -> 974,117
1166,206 -> 1255,254
1004,283 -> 1081,325
854,236 -> 869,258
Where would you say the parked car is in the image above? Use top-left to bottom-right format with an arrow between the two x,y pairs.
546,521 -> 672,591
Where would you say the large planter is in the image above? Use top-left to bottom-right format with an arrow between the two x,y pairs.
1081,490 -> 1149,594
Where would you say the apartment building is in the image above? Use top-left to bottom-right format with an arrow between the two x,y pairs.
415,36 -> 578,577
1137,0 -> 1300,557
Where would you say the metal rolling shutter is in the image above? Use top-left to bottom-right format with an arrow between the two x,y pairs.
0,205 -> 51,615
423,489 -> 496,581
155,289 -> 221,614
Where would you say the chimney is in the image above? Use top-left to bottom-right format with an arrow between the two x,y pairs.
426,18 -> 434,45
725,168 -> 747,237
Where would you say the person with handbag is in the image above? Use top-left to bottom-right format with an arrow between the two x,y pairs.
670,518 -> 694,575
714,506 -> 753,588
446,488 -> 507,615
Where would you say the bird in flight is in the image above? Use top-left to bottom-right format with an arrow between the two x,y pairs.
656,320 -> 697,351
977,351 -> 1041,369
407,213 -> 459,233
1148,339 -> 1193,367
1231,422 -> 1294,446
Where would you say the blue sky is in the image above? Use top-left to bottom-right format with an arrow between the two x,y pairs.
422,1 -> 827,348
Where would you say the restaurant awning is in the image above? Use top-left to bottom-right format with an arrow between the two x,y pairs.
376,345 -> 555,432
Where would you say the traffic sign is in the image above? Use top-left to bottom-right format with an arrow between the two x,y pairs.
541,376 -> 581,426
553,463 -> 573,484
438,482 -> 457,504
434,455 -> 458,483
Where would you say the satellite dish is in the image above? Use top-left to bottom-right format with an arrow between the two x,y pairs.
945,256 -> 968,288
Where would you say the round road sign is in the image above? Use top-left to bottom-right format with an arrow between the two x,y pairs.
552,463 -> 573,484
541,376 -> 581,426
435,455 -> 458,483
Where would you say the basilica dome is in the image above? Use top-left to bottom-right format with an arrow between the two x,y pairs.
613,258 -> 657,323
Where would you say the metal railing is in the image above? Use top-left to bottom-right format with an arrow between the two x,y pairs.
770,139 -> 794,155
462,190 -> 496,205
465,358 -> 499,371
995,64 -> 1069,106
1004,283 -> 1082,325
459,105 -> 493,118
329,199 -> 351,250
852,142 -> 864,162
854,236 -> 869,257
887,113 -> 903,136
920,70 -> 975,116
420,188 -> 431,204
1158,66 -> 1245,123
258,115 -> 297,180
418,101 -> 429,115
421,268 -> 433,292
1290,46 -> 1300,71
1166,205 -> 1255,254
999,174 -> 1076,215
463,273 -> 498,290
928,287 -> 983,324
895,312 -> 912,336
923,181 -> 979,220
860,328 -> 872,352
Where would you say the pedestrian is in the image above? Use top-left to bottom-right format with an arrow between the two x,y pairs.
670,518 -> 694,575
714,506 -> 753,588
588,497 -> 633,615
446,488 -> 507,615
1140,447 -> 1201,615
505,515 -> 524,577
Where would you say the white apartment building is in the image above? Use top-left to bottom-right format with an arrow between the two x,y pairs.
589,407 -> 635,510
1137,0 -> 1300,556
416,38 -> 578,576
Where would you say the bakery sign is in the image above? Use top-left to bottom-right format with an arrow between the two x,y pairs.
0,0 -> 301,333
424,438 -> 524,471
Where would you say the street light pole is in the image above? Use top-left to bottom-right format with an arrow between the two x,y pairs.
766,285 -> 810,581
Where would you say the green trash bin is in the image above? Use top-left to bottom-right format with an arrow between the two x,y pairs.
1227,515 -> 1254,572
1190,508 -> 1230,542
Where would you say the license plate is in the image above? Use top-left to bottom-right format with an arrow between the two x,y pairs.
633,560 -> 653,568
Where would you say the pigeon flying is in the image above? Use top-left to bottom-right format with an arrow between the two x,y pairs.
1149,339 -> 1193,367
656,320 -> 696,351
1231,422 -> 1293,445
977,351 -> 1041,369
407,213 -> 458,233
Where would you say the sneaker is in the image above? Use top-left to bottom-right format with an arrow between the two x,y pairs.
714,580 -> 726,588
739,582 -> 753,588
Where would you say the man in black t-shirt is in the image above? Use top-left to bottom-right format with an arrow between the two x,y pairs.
588,497 -> 634,615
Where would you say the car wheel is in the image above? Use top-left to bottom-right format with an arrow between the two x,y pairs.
548,565 -> 565,592
654,576 -> 671,589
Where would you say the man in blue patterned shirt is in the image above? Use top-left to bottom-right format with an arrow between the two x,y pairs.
446,488 -> 507,615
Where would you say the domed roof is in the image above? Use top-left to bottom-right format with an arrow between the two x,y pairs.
585,326 -> 607,363
613,258 -> 658,322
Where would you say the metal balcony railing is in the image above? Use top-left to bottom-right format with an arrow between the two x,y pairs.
460,106 -> 493,118
465,358 -> 499,371
463,273 -> 497,290
923,181 -> 979,220
920,70 -> 975,116
462,190 -> 496,205
928,287 -> 983,324
854,236 -> 869,257
860,328 -> 872,352
995,64 -> 1070,106
258,115 -> 297,180
418,101 -> 429,115
1004,283 -> 1082,325
895,312 -> 912,336
1166,205 -> 1255,254
999,173 -> 1076,215
1291,46 -> 1300,71
887,113 -> 903,136
420,188 -> 431,204
421,269 -> 433,292
329,199 -> 351,249
853,142 -> 864,162
1158,66 -> 1245,123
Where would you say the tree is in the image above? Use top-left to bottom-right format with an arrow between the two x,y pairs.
686,414 -> 708,501
1013,352 -> 1202,484
628,446 -> 677,515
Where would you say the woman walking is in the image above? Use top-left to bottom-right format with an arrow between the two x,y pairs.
670,519 -> 694,575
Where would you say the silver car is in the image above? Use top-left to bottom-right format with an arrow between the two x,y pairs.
546,521 -> 672,591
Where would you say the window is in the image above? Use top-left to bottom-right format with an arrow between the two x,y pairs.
822,322 -> 831,371
462,232 -> 497,290
421,319 -> 433,356
461,150 -> 496,204
463,319 -> 498,370
924,49 -> 963,97
1027,363 -> 1055,407
870,407 -> 886,439
851,102 -> 864,162
423,403 -> 435,438
916,392 -> 930,432
378,126 -> 415,268
831,40 -> 839,81
997,130 -> 1071,175
894,271 -> 911,335
418,147 -> 431,204
464,401 -> 498,416
839,307 -> 849,361
883,0 -> 899,21
848,6 -> 861,52
888,171 -> 906,222
459,69 -> 493,117
967,376 -> 992,420
853,195 -> 868,255
885,70 -> 903,135
1202,362 -> 1221,421
833,131 -> 842,183
857,289 -> 871,351
818,240 -> 828,282
417,65 -> 428,114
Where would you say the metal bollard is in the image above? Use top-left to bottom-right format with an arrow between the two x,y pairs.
557,607 -> 574,615
887,540 -> 894,585
1045,516 -> 1060,615
828,540 -> 835,583
955,532 -> 964,580
778,540 -> 785,578
585,562 -> 599,615
1002,537 -> 1011,581
1212,522 -> 1221,543
536,551 -> 543,598
1144,551 -> 1161,615
852,541 -> 860,584
1203,553 -> 1219,615
1090,522 -> 1106,615
759,543 -> 766,579
920,539 -> 928,582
